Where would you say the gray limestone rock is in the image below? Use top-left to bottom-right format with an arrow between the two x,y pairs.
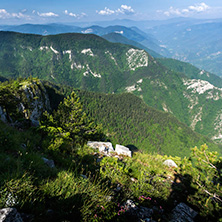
115,144 -> 132,157
0,208 -> 23,222
87,141 -> 114,154
163,159 -> 178,168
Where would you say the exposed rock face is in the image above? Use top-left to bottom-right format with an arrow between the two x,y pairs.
115,144 -> 132,157
170,202 -> 198,222
20,80 -> 51,126
0,208 -> 23,222
87,141 -> 114,154
163,159 -> 178,168
0,79 -> 51,128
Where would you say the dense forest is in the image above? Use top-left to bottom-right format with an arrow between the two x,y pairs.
76,89 -> 221,157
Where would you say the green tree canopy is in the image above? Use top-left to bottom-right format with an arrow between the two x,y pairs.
40,91 -> 103,152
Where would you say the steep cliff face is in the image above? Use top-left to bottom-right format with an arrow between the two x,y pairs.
0,78 -> 51,127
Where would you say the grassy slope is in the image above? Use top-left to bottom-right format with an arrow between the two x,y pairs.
0,78 -> 221,221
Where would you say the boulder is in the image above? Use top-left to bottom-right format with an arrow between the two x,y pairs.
115,144 -> 132,157
122,200 -> 153,220
0,208 -> 23,222
170,202 -> 198,222
163,159 -> 178,168
42,157 -> 55,168
87,141 -> 114,154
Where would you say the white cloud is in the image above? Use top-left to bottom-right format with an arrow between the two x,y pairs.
164,6 -> 181,16
162,2 -> 210,17
97,5 -> 135,16
97,7 -> 115,15
0,9 -> 30,19
65,10 -> 77,17
116,5 -> 135,15
188,2 -> 210,12
64,10 -> 87,19
37,12 -> 59,17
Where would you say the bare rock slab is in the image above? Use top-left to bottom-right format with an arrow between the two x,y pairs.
115,144 -> 132,157
87,141 -> 114,153
163,159 -> 178,168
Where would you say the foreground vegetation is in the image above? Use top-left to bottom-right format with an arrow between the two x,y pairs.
0,119 -> 222,221
0,85 -> 222,221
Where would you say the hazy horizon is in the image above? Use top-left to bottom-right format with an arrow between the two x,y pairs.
0,0 -> 222,25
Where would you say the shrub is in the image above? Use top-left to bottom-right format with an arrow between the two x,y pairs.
180,144 -> 222,220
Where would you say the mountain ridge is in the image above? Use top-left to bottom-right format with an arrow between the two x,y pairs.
0,31 -> 222,143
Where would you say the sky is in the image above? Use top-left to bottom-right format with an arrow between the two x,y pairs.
0,0 -> 222,25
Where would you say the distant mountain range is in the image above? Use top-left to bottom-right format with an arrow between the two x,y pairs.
146,19 -> 222,76
102,32 -> 162,58
0,23 -> 169,56
0,31 -> 222,143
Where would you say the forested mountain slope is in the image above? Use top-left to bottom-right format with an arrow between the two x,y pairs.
0,31 -> 222,142
0,77 -> 220,158
157,58 -> 222,88
76,90 -> 221,157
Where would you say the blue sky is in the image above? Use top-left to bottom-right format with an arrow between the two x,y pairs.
0,0 -> 222,24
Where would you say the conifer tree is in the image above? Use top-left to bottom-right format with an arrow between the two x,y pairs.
40,91 -> 103,152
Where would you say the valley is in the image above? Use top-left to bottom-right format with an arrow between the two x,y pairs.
0,16 -> 222,221
0,31 -> 221,143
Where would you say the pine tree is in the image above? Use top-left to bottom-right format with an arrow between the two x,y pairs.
40,91 -> 103,152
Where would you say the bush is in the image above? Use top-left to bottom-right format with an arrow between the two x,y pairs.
180,144 -> 222,220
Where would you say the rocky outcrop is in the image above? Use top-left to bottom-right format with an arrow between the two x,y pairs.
0,79 -> 51,128
87,141 -> 114,154
19,80 -> 51,126
163,159 -> 178,168
115,144 -> 132,157
169,202 -> 198,222
87,141 -> 132,157
0,208 -> 23,222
